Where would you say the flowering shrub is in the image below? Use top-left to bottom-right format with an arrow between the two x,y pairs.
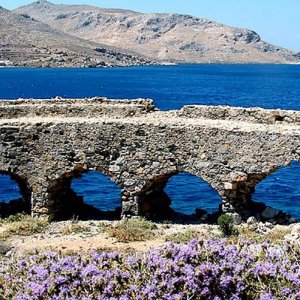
0,239 -> 299,299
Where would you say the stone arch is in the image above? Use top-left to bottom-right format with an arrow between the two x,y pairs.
165,172 -> 222,215
0,169 -> 32,218
137,172 -> 176,219
220,171 -> 271,216
47,166 -> 122,221
250,160 -> 300,222
216,158 -> 300,223
136,167 -> 222,222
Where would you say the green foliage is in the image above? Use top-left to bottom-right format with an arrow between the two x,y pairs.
217,214 -> 238,237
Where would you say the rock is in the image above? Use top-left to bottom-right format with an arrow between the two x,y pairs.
248,224 -> 258,231
195,208 -> 207,217
115,157 -> 126,165
249,221 -> 272,234
195,208 -> 208,222
0,243 -> 12,255
247,216 -> 258,225
224,182 -> 237,190
261,207 -> 278,220
226,213 -> 242,225
265,222 -> 274,229
284,224 -> 300,244
229,171 -> 248,182
109,164 -> 120,172
152,162 -> 160,168
273,211 -> 291,225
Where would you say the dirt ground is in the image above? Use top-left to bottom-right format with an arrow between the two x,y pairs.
1,219 -> 299,255
0,220 -> 220,254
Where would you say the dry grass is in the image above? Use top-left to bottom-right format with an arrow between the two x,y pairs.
238,225 -> 292,243
237,226 -> 264,242
165,229 -> 205,244
107,218 -> 157,243
60,223 -> 91,236
265,226 -> 292,243
0,214 -> 48,240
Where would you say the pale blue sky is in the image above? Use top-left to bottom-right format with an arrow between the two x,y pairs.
1,0 -> 299,51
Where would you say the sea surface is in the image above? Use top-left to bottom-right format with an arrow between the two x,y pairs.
0,64 -> 300,218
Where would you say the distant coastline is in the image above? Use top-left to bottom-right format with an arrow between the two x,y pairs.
1,61 -> 300,69
1,1 -> 299,67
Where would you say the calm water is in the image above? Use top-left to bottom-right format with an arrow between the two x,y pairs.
0,64 -> 300,218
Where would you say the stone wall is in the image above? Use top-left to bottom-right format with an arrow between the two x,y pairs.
178,105 -> 300,124
0,97 -> 156,119
0,97 -> 299,222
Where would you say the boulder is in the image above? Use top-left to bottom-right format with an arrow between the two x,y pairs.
0,243 -> 12,256
247,216 -> 258,225
261,207 -> 278,220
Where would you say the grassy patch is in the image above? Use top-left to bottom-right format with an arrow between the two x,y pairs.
60,222 -> 91,236
265,226 -> 292,243
237,226 -> 263,242
238,225 -> 292,243
0,213 -> 28,223
107,218 -> 157,242
165,229 -> 204,243
0,214 -> 48,240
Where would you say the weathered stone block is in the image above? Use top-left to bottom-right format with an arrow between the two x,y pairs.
224,182 -> 237,190
230,171 -> 248,182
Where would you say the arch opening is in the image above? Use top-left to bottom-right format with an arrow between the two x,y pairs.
0,171 -> 31,218
49,169 -> 122,221
139,172 -> 222,224
164,172 -> 222,223
251,161 -> 300,221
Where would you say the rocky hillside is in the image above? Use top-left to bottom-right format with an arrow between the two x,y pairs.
15,0 -> 300,64
0,6 -> 152,67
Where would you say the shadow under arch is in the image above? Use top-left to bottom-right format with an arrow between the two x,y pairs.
138,170 -> 222,223
48,167 -> 122,221
251,160 -> 300,220
0,170 -> 31,218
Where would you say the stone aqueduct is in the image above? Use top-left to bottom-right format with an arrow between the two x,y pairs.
0,97 -> 300,221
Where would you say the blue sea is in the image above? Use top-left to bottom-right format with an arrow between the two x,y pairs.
0,64 -> 300,218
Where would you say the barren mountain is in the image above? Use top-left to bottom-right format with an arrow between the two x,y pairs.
15,0 -> 300,64
0,6 -> 152,67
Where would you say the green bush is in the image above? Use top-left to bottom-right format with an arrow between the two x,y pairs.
217,214 -> 238,237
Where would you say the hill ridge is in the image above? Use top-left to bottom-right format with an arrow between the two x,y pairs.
0,5 -> 153,67
14,0 -> 300,64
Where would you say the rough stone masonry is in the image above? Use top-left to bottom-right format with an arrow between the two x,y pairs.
0,97 -> 299,221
